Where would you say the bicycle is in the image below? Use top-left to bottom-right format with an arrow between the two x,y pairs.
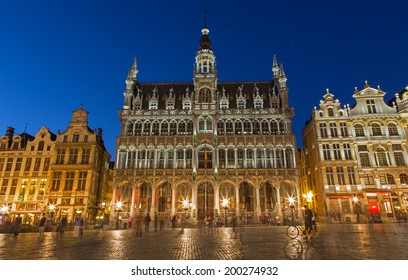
286,219 -> 319,239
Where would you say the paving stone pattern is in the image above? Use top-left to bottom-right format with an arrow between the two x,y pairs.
1,223 -> 408,260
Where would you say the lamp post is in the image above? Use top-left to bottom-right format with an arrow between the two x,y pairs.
115,201 -> 123,230
182,199 -> 190,229
1,205 -> 9,225
221,198 -> 229,227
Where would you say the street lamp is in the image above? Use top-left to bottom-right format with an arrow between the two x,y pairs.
303,191 -> 313,205
182,199 -> 190,229
221,198 -> 229,227
0,205 -> 9,225
48,204 -> 56,221
116,201 -> 123,229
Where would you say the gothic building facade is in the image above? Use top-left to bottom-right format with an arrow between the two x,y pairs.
112,25 -> 298,224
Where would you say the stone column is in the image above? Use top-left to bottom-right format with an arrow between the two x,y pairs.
171,187 -> 177,216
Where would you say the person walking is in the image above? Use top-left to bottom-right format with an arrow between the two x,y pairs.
13,214 -> 22,237
59,216 -> 67,234
74,214 -> 82,237
159,214 -> 165,230
79,216 -> 85,237
38,213 -> 47,239
154,213 -> 158,232
303,205 -> 313,241
133,213 -> 143,237
144,213 -> 151,232
171,215 -> 177,229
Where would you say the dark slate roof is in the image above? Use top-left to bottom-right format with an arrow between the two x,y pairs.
133,80 -> 281,110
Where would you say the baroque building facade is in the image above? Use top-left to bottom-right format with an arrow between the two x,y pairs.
0,127 -> 55,225
113,24 -> 298,224
0,106 -> 112,227
302,82 -> 408,223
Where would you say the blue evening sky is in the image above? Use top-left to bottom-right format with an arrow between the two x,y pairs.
1,0 -> 407,158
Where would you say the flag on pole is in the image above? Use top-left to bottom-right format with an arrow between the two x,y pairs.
203,144 -> 208,168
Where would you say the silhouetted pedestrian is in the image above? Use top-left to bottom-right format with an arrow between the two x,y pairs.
144,213 -> 151,231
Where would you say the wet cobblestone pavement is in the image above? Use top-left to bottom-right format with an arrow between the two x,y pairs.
1,223 -> 408,260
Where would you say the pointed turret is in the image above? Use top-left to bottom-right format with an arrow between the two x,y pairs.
123,57 -> 139,109
279,64 -> 287,88
272,54 -> 279,77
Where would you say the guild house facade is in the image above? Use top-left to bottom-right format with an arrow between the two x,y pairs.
302,84 -> 408,223
112,24 -> 299,225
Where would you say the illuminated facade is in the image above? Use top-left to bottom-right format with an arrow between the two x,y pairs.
302,83 -> 408,223
49,106 -> 112,224
0,106 -> 112,227
0,127 -> 55,225
113,24 -> 298,224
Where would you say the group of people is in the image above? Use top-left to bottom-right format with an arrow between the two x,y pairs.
131,213 -> 169,237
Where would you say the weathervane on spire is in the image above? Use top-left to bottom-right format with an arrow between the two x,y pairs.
204,9 -> 208,27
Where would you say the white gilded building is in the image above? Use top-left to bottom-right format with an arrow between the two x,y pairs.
112,24 -> 298,224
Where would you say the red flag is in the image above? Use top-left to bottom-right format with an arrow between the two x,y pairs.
134,188 -> 138,205
115,187 -> 119,201
203,145 -> 208,168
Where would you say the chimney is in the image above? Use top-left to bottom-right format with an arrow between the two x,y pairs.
5,127 -> 15,139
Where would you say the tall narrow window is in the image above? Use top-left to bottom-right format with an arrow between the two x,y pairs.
339,122 -> 348,137
366,100 -> 377,113
33,158 -> 41,171
51,172 -> 62,191
330,123 -> 338,137
326,167 -> 334,185
322,144 -> 330,160
77,172 -> 87,190
24,158 -> 32,172
333,144 -> 341,160
56,149 -> 65,164
388,124 -> 398,136
320,123 -> 328,138
64,172 -> 75,191
68,148 -> 78,164
343,144 -> 352,160
81,149 -> 90,164
347,167 -> 356,185
336,167 -> 345,185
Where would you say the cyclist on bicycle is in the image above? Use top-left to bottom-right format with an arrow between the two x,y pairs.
303,205 -> 313,240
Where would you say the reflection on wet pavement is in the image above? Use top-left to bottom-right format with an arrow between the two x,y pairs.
0,223 -> 407,260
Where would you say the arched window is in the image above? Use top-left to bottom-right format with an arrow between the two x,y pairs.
235,121 -> 243,135
271,121 -> 278,134
261,120 -> 269,134
199,88 -> 211,103
161,121 -> 168,135
169,121 -> 177,135
226,120 -> 233,135
388,124 -> 398,136
327,107 -> 334,116
355,124 -> 365,137
243,120 -> 251,134
376,148 -> 388,166
135,122 -> 142,135
371,123 -> 382,136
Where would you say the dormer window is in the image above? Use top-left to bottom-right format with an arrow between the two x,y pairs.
149,101 -> 158,110
134,103 -> 141,110
254,100 -> 263,109
220,100 -> 229,109
237,100 -> 246,109
183,101 -> 191,110
166,102 -> 174,110
366,99 -> 377,113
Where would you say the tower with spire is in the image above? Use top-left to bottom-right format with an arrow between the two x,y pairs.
115,18 -> 297,225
